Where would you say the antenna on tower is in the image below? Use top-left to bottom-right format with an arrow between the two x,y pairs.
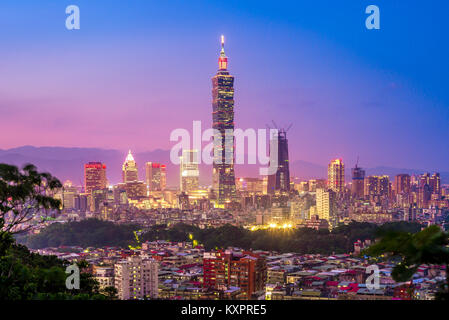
220,35 -> 225,54
356,156 -> 359,168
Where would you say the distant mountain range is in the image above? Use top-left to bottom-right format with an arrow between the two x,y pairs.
0,146 -> 447,187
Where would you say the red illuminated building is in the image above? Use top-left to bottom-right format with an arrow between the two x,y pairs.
145,162 -> 166,191
84,162 -> 107,194
203,249 -> 267,299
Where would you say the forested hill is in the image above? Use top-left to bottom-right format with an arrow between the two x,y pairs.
19,219 -> 422,255
20,219 -> 141,249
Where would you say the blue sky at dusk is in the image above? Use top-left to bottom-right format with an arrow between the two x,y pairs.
0,0 -> 448,171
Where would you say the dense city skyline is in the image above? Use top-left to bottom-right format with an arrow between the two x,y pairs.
1,1 -> 449,304
0,1 -> 448,172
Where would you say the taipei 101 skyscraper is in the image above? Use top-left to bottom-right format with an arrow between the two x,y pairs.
212,35 -> 236,205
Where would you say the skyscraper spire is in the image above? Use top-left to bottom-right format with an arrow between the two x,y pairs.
126,149 -> 134,162
220,35 -> 225,55
218,35 -> 228,70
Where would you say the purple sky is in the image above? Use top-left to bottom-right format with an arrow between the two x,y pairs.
1,1 -> 448,172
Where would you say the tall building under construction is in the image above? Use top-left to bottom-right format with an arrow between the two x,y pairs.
351,163 -> 365,198
267,129 -> 290,194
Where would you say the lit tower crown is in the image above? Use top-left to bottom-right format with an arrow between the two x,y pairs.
122,149 -> 138,183
125,149 -> 134,162
218,35 -> 228,70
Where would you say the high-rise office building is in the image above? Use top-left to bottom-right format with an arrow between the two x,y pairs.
417,173 -> 440,208
267,129 -> 290,194
91,188 -> 108,213
328,159 -> 345,193
393,174 -> 411,195
74,194 -> 88,213
145,162 -> 166,191
84,162 -> 107,194
308,179 -> 327,192
203,249 -> 266,299
378,175 -> 391,198
429,172 -> 441,195
418,184 -> 432,208
112,185 -> 128,205
364,175 -> 390,199
114,255 -> 158,300
180,149 -> 199,192
316,188 -> 336,221
212,35 -> 236,204
117,181 -> 147,201
236,177 -> 264,194
351,164 -> 365,198
122,150 -> 138,183
61,180 -> 78,210
364,176 -> 377,199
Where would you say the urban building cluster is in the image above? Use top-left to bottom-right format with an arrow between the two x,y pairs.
44,149 -> 448,235
33,240 -> 446,300
12,36 -> 449,301
26,35 -> 444,234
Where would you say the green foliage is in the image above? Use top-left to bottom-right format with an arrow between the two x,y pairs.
363,225 -> 449,299
0,163 -> 62,234
23,218 -> 141,249
102,286 -> 118,299
139,221 -> 423,255
24,219 -> 424,255
0,163 -> 113,300
21,216 -> 424,257
0,237 -> 110,300
364,225 -> 449,266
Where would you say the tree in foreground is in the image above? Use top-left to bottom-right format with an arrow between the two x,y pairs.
0,163 -> 62,235
363,225 -> 449,300
0,163 -> 108,300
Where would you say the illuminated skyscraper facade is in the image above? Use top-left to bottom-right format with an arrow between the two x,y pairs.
203,250 -> 266,299
267,129 -> 290,194
61,180 -> 78,210
364,175 -> 390,200
212,35 -> 236,204
417,172 -> 441,208
393,174 -> 411,195
114,255 -> 158,300
316,188 -> 336,222
429,172 -> 441,195
145,162 -> 166,191
180,149 -> 199,192
122,150 -> 138,183
328,159 -> 345,193
84,162 -> 107,194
